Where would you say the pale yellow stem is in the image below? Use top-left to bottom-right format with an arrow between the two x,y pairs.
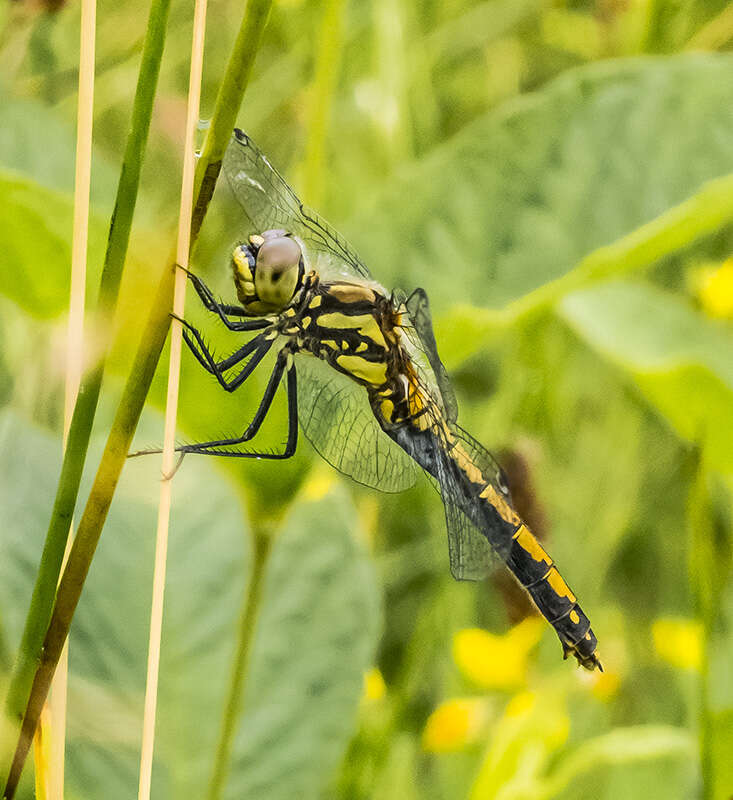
42,0 -> 97,797
136,0 -> 208,796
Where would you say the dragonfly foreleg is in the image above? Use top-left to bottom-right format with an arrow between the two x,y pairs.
175,315 -> 275,393
177,350 -> 298,459
175,313 -> 267,375
179,266 -> 268,331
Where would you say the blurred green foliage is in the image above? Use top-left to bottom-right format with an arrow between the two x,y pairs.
1,0 -> 733,799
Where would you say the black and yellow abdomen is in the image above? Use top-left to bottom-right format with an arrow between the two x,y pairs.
303,281 -> 601,670
452,441 -> 601,669
447,436 -> 600,669
504,522 -> 600,669
382,402 -> 601,671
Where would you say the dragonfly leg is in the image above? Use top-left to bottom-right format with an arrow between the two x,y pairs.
176,315 -> 275,393
178,351 -> 298,458
175,313 -> 269,378
180,266 -> 266,331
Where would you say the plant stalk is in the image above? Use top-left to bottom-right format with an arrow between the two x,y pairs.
303,0 -> 345,206
1,0 -> 273,795
686,449 -> 724,800
207,527 -> 273,800
3,0 -> 172,757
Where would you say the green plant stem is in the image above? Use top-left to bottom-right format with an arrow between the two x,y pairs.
207,527 -> 273,800
532,726 -> 693,800
2,0 -> 273,795
699,625 -> 713,800
3,0 -> 172,752
686,450 -> 720,800
1,263 -> 175,800
303,0 -> 345,206
191,0 -> 273,240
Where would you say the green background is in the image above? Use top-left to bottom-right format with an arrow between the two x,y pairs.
1,0 -> 732,798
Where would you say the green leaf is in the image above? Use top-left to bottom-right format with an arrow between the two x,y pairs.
349,54 -> 733,313
0,90 -> 118,207
559,281 -> 733,474
532,725 -> 694,800
222,481 -> 381,799
0,412 -> 380,799
0,172 -> 107,318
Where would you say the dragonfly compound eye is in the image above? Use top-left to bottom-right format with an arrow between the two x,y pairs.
254,235 -> 303,309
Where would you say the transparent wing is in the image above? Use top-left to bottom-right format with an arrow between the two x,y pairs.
295,353 -> 417,492
430,432 -> 510,581
401,373 -> 513,580
439,476 -> 496,581
399,290 -> 514,577
404,288 -> 458,423
224,129 -> 372,281
451,425 -> 514,508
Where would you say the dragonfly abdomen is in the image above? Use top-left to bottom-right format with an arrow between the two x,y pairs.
395,419 -> 602,672
504,522 -> 601,670
453,446 -> 602,670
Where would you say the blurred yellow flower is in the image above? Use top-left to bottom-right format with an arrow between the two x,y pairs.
589,669 -> 621,701
652,617 -> 703,671
453,618 -> 544,690
422,698 -> 489,753
504,689 -> 536,717
301,469 -> 335,500
363,667 -> 386,702
503,690 -> 569,748
695,258 -> 733,318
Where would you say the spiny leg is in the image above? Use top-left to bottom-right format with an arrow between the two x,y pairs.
179,266 -> 269,331
179,265 -> 245,315
174,313 -> 272,389
179,351 -> 298,458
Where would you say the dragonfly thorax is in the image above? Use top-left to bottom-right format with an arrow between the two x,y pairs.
232,229 -> 306,315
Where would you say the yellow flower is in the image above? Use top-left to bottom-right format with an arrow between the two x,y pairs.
422,698 -> 489,753
652,617 -> 703,672
590,669 -> 621,701
695,258 -> 733,318
300,469 -> 335,500
452,618 -> 544,690
504,689 -> 536,718
363,667 -> 386,702
501,691 -> 569,749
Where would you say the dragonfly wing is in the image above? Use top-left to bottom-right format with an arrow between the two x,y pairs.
428,421 -> 514,581
224,130 -> 372,281
452,425 -> 513,506
296,353 -> 417,492
404,288 -> 458,424
433,456 -> 495,581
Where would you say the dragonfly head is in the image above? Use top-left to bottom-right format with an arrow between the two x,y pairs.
231,229 -> 305,314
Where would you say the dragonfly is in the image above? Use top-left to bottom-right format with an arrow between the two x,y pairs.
151,128 -> 601,671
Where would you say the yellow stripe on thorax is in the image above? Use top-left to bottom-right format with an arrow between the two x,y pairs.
327,283 -> 376,304
336,354 -> 388,386
318,312 -> 387,349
